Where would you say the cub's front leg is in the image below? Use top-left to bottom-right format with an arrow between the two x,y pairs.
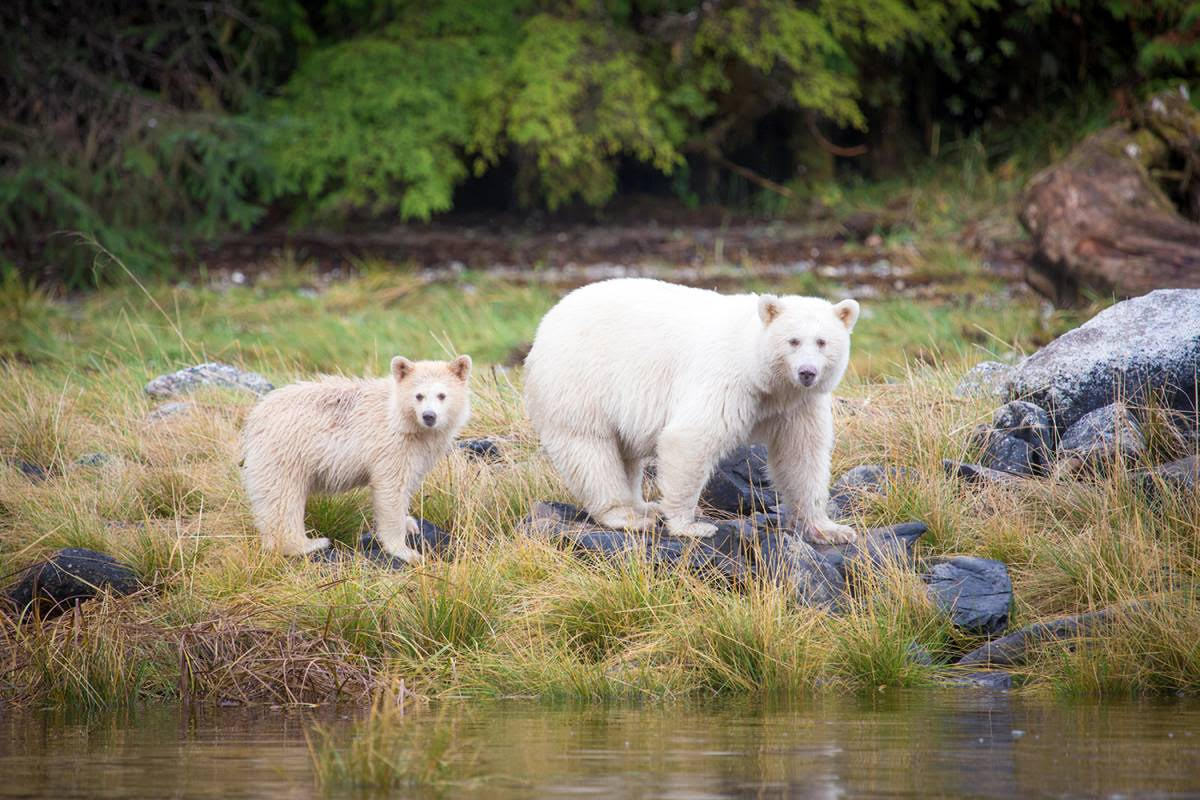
370,470 -> 424,565
763,400 -> 856,545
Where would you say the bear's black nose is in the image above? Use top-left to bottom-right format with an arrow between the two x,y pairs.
797,368 -> 817,386
421,411 -> 437,427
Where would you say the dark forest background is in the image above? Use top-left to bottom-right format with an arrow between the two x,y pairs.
3,0 -> 1198,286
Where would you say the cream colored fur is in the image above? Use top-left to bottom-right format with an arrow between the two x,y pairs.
524,278 -> 859,543
241,356 -> 471,561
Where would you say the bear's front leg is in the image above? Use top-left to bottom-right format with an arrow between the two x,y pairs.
655,425 -> 720,538
764,400 -> 857,545
370,477 -> 424,565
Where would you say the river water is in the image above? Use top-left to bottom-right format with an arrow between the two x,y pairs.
1,690 -> 1197,798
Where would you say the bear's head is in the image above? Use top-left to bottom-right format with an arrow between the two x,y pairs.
757,294 -> 859,392
390,355 -> 472,432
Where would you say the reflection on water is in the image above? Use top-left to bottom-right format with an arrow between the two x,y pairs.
0,691 -> 1198,799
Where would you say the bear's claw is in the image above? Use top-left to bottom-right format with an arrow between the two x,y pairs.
808,520 -> 857,544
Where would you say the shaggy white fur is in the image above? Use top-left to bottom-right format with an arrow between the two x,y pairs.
524,278 -> 858,542
241,356 -> 471,561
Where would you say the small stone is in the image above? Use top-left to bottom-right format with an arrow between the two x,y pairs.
942,459 -> 1023,486
957,608 -> 1116,667
75,452 -> 112,468
826,464 -> 911,520
979,432 -> 1040,476
458,438 -> 502,461
4,548 -> 141,619
990,400 -> 1053,470
144,362 -> 274,399
954,361 -> 1012,399
147,401 -> 194,422
1056,403 -> 1145,469
358,519 -> 454,568
923,556 -> 1012,636
15,460 -> 47,482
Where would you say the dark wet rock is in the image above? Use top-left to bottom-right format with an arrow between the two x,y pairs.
1056,403 -> 1145,469
701,444 -> 780,516
144,362 -> 274,399
1136,455 -> 1200,496
4,548 -> 141,619
811,522 -> 928,581
923,556 -> 1012,636
989,401 -> 1053,472
826,464 -> 912,520
359,519 -> 454,567
942,459 -> 1023,486
954,361 -> 1012,399
75,452 -> 112,468
458,438 -> 502,461
147,401 -> 194,422
15,460 -> 47,482
978,432 -> 1041,476
1005,289 -> 1200,430
945,671 -> 1013,690
519,502 -> 933,609
957,609 -> 1115,667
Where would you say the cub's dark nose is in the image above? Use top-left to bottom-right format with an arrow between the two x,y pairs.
797,368 -> 817,386
421,411 -> 437,427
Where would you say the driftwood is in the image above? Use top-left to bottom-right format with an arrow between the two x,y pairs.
1019,87 -> 1200,305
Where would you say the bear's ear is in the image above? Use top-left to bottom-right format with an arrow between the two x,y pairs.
391,356 -> 413,382
757,294 -> 783,325
833,299 -> 860,331
448,354 -> 472,381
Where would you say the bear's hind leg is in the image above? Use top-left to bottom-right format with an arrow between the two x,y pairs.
252,485 -> 329,556
542,429 -> 655,531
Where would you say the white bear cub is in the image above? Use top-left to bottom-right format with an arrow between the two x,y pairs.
241,356 -> 472,562
524,278 -> 858,543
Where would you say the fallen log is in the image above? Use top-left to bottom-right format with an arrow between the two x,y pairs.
1019,87 -> 1200,305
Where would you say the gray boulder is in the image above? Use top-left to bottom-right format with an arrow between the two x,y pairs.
1056,402 -> 1145,468
1005,289 -> 1200,430
954,360 -> 1012,399
1136,455 -> 1199,496
923,556 -> 1012,635
826,464 -> 912,520
986,401 -> 1053,473
701,444 -> 780,516
945,671 -> 1013,689
145,362 -> 274,399
4,549 -> 141,619
978,431 -> 1041,476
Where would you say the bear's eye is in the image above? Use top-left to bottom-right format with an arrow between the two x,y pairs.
816,338 -> 827,349
436,393 -> 446,401
788,338 -> 800,347
415,394 -> 424,401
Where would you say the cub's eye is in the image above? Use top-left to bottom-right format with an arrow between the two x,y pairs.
816,338 -> 827,349
436,393 -> 446,401
788,338 -> 800,347
415,394 -> 424,401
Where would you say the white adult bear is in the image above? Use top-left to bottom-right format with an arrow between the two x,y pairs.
241,356 -> 471,562
524,278 -> 858,542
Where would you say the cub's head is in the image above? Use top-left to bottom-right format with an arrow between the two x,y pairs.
757,294 -> 859,391
390,355 -> 472,432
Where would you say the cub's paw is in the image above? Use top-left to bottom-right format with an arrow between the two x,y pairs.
669,520 -> 718,539
296,536 -> 332,555
385,545 -> 424,566
596,507 -> 657,532
808,520 -> 857,545
405,516 -> 421,537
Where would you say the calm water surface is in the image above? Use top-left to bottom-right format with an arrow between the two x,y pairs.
1,691 -> 1198,798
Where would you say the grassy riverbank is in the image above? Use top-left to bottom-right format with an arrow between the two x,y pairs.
1,258 -> 1197,713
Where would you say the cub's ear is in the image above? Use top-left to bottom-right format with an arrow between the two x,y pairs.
448,354 -> 472,381
391,356 -> 413,382
757,294 -> 782,325
833,299 -> 860,331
